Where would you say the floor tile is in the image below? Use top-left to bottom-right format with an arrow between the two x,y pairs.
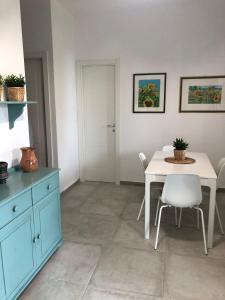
19,277 -> 85,300
38,242 -> 101,284
165,254 -> 225,300
80,196 -> 126,217
62,213 -> 120,245
83,286 -> 160,300
19,182 -> 225,300
61,194 -> 87,212
91,245 -> 164,297
113,220 -> 168,252
165,225 -> 225,258
64,182 -> 99,198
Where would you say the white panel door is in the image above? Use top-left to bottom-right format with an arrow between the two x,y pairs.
83,65 -> 115,182
25,58 -> 48,167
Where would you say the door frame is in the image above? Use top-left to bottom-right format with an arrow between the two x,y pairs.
76,59 -> 120,184
24,51 -> 58,168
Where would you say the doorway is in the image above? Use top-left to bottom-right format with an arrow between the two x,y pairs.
25,57 -> 48,167
77,60 -> 119,183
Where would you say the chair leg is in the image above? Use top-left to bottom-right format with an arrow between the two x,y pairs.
155,205 -> 168,250
194,206 -> 208,255
215,201 -> 224,235
137,196 -> 145,221
196,208 -> 200,230
178,208 -> 182,229
154,197 -> 161,226
175,207 -> 178,226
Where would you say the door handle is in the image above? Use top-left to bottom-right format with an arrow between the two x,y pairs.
106,123 -> 115,128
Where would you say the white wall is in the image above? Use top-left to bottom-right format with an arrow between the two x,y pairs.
51,0 -> 79,190
73,0 -> 225,182
20,0 -> 58,168
21,0 -> 79,191
0,0 -> 29,167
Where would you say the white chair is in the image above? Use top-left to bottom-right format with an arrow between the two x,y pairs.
154,174 -> 208,255
213,158 -> 225,234
162,145 -> 174,153
137,153 -> 148,221
178,158 -> 225,234
154,145 -> 178,227
137,153 -> 161,221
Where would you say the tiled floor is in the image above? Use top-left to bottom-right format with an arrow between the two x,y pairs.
19,182 -> 225,300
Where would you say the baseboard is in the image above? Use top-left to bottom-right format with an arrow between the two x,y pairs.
120,181 -> 163,189
120,181 -> 144,186
60,178 -> 80,195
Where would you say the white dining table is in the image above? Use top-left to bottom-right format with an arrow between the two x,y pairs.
145,151 -> 217,248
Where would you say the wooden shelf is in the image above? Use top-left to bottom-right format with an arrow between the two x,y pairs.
0,101 -> 36,105
0,101 -> 37,129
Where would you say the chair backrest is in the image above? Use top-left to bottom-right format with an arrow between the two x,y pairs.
217,158 -> 225,189
162,145 -> 174,153
139,152 -> 148,171
161,174 -> 202,208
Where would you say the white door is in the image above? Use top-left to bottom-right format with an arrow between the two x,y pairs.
82,64 -> 116,182
25,58 -> 48,167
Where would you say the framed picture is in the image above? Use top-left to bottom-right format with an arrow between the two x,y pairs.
179,76 -> 225,113
133,73 -> 166,113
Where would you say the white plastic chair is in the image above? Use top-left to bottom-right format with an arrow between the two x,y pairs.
154,145 -> 178,227
154,174 -> 208,255
179,158 -> 225,234
162,145 -> 174,153
137,153 -> 148,221
214,158 -> 225,233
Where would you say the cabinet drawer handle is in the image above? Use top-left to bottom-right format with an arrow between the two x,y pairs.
37,234 -> 41,240
33,237 -> 36,243
47,184 -> 52,190
12,205 -> 17,213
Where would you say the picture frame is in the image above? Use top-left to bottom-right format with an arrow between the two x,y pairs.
179,76 -> 225,113
133,73 -> 166,113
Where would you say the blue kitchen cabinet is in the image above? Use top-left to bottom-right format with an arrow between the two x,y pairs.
0,209 -> 36,299
33,189 -> 61,266
0,248 -> 5,299
0,168 -> 62,300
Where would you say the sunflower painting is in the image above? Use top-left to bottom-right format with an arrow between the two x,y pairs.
180,76 -> 225,112
188,85 -> 222,104
133,73 -> 166,113
138,80 -> 160,107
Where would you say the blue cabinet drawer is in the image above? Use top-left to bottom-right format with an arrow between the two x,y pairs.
0,190 -> 32,230
32,173 -> 59,205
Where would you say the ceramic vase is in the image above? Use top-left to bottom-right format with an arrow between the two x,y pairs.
20,147 -> 38,172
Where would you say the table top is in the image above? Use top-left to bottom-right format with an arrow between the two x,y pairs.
145,151 -> 217,179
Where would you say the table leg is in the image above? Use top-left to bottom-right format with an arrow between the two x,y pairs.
145,176 -> 151,239
207,179 -> 217,248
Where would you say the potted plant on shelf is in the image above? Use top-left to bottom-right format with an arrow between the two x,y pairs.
0,75 -> 4,101
173,138 -> 189,161
4,74 -> 26,102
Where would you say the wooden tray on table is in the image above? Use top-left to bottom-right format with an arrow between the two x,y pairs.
164,157 -> 196,164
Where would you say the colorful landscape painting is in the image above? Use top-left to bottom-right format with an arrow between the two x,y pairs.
138,79 -> 160,107
188,85 -> 222,104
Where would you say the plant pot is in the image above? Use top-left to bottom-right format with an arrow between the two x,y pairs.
0,86 -> 4,101
7,87 -> 25,102
174,149 -> 185,161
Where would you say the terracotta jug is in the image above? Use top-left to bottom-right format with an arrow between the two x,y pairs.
20,147 -> 38,172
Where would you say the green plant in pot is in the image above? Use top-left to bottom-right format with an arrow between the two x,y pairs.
173,138 -> 189,161
4,74 -> 26,102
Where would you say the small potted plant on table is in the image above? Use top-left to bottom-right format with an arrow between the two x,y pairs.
0,75 -> 4,101
4,74 -> 26,102
173,138 -> 189,161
